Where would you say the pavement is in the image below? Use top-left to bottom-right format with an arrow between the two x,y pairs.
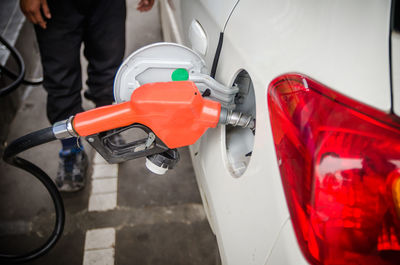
0,1 -> 220,264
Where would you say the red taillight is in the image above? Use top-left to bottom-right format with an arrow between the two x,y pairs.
268,74 -> 400,264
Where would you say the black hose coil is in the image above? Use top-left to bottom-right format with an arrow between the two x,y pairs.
1,127 -> 65,264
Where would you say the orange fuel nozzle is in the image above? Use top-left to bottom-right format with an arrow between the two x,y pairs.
73,81 -> 221,149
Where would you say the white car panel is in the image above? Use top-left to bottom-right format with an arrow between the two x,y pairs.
180,0 -> 238,68
264,219 -> 307,265
188,19 -> 208,56
224,0 -> 392,113
191,0 -> 392,264
160,0 -> 239,69
191,60 -> 293,264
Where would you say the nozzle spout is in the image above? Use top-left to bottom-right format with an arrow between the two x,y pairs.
219,108 -> 255,130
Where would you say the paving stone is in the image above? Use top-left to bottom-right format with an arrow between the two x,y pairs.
85,227 -> 116,250
116,222 -> 220,265
92,164 -> 118,179
88,193 -> 117,212
83,248 -> 115,265
91,178 -> 118,194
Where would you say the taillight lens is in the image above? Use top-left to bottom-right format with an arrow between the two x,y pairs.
268,74 -> 400,264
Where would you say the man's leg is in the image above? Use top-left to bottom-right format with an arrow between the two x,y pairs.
35,0 -> 86,123
83,0 -> 126,107
35,0 -> 88,191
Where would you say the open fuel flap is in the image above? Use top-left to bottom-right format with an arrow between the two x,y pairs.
113,42 -> 239,109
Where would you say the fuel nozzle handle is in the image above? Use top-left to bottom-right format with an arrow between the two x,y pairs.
67,81 -> 221,149
52,81 -> 255,148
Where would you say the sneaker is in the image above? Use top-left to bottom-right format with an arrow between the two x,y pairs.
56,148 -> 88,192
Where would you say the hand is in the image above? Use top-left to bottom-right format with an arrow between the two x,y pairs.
20,0 -> 51,29
137,0 -> 155,12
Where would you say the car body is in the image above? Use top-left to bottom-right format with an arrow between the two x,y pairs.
159,0 -> 400,264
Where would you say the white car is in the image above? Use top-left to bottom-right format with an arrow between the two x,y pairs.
157,0 -> 400,264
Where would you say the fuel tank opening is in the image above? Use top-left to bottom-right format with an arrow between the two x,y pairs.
225,70 -> 256,177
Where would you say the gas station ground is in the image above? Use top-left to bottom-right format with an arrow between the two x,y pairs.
0,2 -> 220,265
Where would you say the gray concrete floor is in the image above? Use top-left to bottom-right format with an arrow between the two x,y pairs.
0,1 -> 220,264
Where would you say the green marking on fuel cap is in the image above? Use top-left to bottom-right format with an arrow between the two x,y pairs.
171,68 -> 189,81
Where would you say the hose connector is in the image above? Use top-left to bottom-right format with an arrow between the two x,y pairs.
219,108 -> 255,130
52,116 -> 77,139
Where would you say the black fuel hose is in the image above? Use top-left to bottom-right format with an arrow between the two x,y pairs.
0,34 -> 25,97
0,34 -> 44,97
0,64 -> 43,86
1,127 -> 65,264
